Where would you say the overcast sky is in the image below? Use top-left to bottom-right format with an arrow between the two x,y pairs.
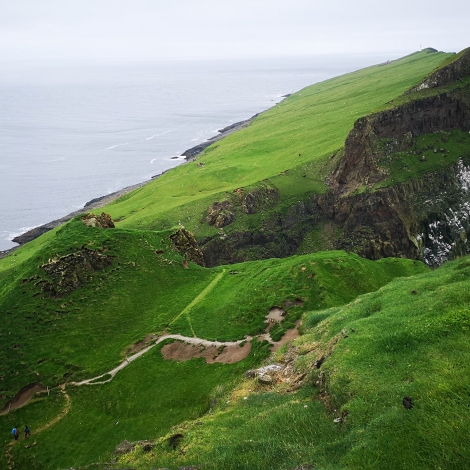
0,0 -> 468,61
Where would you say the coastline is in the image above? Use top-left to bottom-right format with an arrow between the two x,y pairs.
0,112 -> 262,259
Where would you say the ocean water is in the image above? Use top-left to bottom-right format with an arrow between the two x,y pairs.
0,54 -> 392,251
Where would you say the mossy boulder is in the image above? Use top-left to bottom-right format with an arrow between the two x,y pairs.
82,212 -> 115,228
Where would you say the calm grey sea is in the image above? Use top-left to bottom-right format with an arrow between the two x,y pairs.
0,54 -> 392,251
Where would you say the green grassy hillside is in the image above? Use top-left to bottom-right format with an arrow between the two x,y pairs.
98,49 -> 449,240
2,48 -> 469,470
116,255 -> 470,470
0,218 -> 426,397
0,216 -> 425,468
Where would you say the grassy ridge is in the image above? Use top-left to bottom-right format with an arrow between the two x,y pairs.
100,49 -> 450,237
118,255 -> 470,470
0,218 -> 426,468
0,218 -> 426,400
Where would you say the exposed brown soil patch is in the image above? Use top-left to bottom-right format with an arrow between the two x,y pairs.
215,342 -> 252,364
161,340 -> 252,364
267,306 -> 287,322
0,382 -> 46,416
128,334 -> 159,354
271,321 -> 301,352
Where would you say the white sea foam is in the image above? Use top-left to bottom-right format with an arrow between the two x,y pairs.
145,129 -> 173,141
106,142 -> 131,150
4,226 -> 38,242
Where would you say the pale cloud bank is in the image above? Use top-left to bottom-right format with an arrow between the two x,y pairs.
0,0 -> 468,61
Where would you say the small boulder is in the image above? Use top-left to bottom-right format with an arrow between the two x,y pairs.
403,396 -> 413,409
82,212 -> 115,228
114,440 -> 134,455
258,374 -> 273,385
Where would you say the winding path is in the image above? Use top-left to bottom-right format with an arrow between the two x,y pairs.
5,386 -> 71,470
71,332 -> 270,386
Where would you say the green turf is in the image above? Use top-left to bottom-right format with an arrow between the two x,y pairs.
0,217 -> 425,402
7,339 -> 272,469
117,254 -> 470,470
370,128 -> 470,190
0,218 -> 426,468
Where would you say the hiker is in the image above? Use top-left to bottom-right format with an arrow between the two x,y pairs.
11,426 -> 19,440
24,425 -> 31,438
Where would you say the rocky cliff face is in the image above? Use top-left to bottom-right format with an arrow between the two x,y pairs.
322,159 -> 470,265
201,157 -> 470,267
170,228 -> 206,267
332,91 -> 470,192
201,58 -> 470,267
406,48 -> 470,94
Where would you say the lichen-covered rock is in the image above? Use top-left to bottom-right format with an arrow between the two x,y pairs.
170,228 -> 205,267
206,201 -> 235,228
82,212 -> 115,228
258,374 -> 273,385
41,247 -> 112,297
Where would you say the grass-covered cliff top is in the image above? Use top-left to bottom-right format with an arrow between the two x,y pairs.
0,47 -> 451,273
100,49 -> 450,235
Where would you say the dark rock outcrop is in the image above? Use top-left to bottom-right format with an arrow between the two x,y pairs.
170,228 -> 206,267
206,201 -> 235,228
201,198 -> 322,267
82,212 -> 115,228
242,186 -> 279,214
41,247 -> 112,297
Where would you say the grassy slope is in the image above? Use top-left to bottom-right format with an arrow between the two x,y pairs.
99,49 -> 450,236
0,50 -> 463,469
0,219 -> 426,400
119,255 -> 470,470
0,218 -> 426,468
6,340 -> 272,470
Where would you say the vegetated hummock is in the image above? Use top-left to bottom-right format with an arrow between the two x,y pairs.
1,47 -> 470,470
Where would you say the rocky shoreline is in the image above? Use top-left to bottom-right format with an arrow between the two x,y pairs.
0,112 -> 262,258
